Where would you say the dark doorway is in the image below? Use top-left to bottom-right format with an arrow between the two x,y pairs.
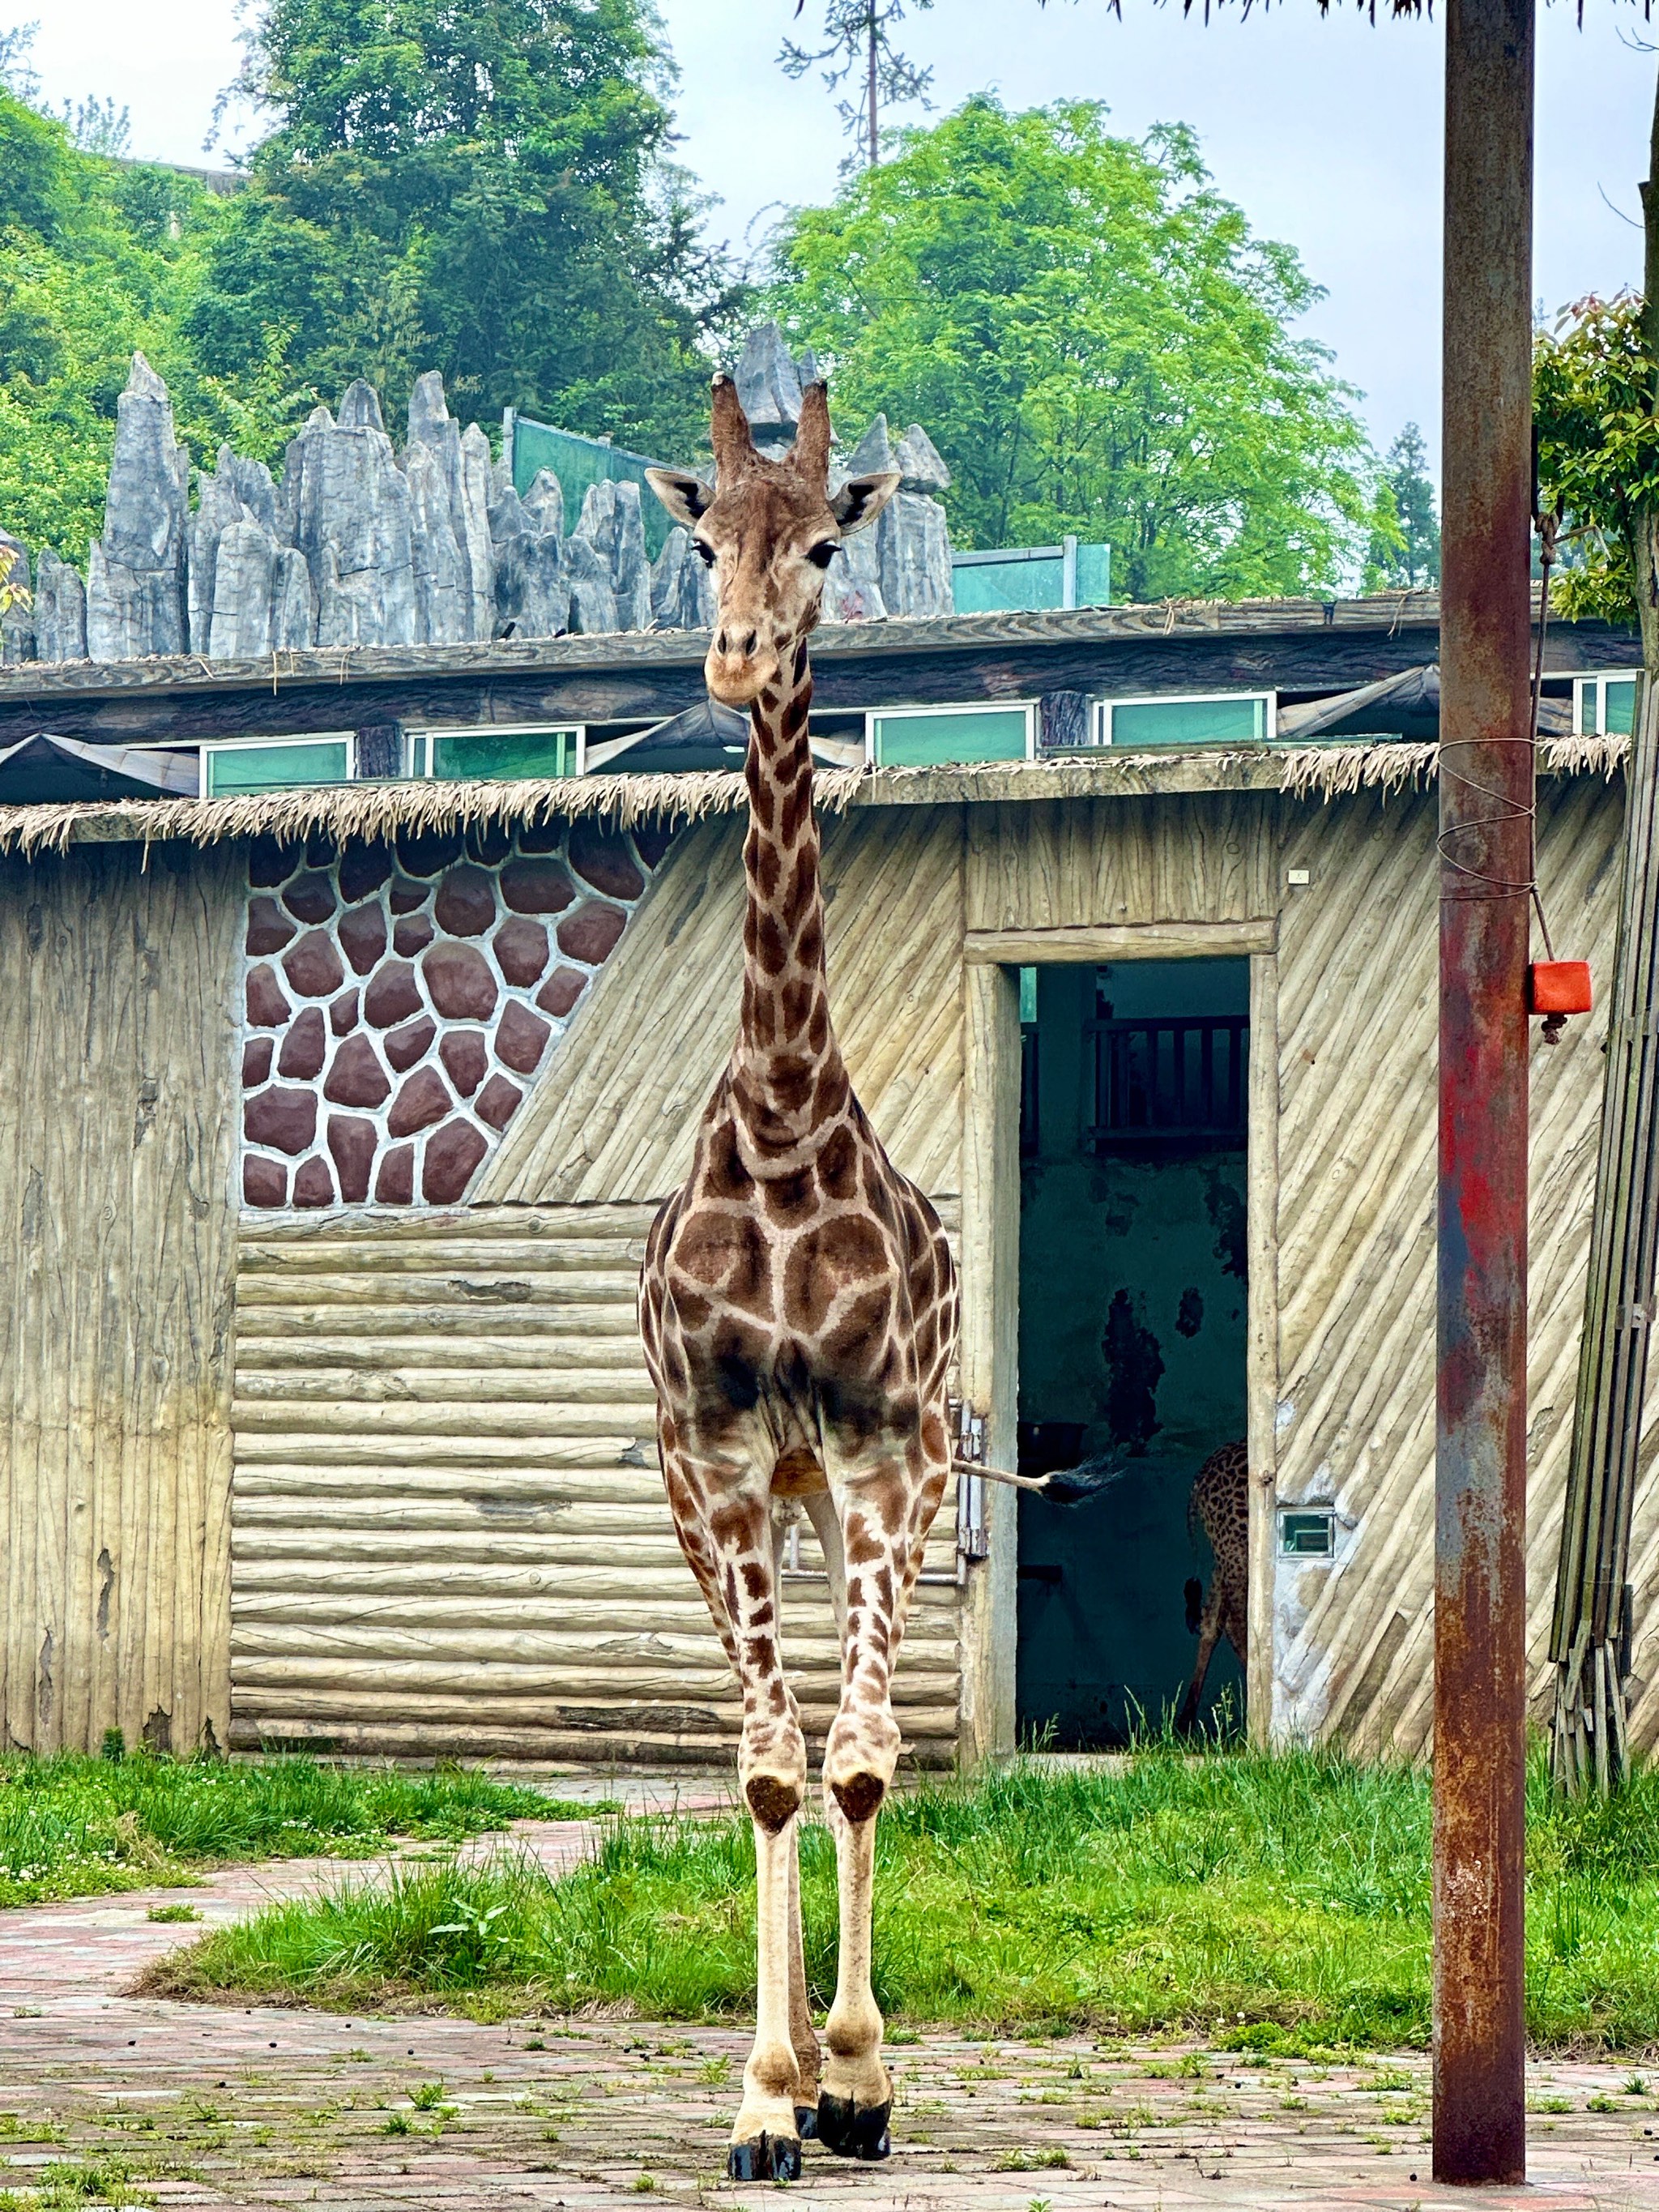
1015,959 -> 1248,1747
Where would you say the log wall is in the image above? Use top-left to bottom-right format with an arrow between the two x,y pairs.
229,1206 -> 963,1761
0,843 -> 241,1753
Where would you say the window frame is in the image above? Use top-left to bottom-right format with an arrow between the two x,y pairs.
1572,671 -> 1640,737
1094,690 -> 1277,749
1278,1505 -> 1337,1560
863,699 -> 1037,769
407,722 -> 587,782
200,732 -> 359,799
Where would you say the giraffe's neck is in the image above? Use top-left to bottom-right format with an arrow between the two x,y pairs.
729,637 -> 847,1155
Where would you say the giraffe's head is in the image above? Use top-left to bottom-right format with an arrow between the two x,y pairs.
646,375 -> 900,707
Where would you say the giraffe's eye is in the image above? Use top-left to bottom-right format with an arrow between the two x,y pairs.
805,540 -> 838,570
692,538 -> 716,567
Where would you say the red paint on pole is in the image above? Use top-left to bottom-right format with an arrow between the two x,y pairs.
1435,0 -> 1533,2184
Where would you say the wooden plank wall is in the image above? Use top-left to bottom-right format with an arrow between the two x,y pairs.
230,1206 -> 963,1762
1273,776 -> 1659,1754
966,792 -> 1277,933
0,843 -> 241,1754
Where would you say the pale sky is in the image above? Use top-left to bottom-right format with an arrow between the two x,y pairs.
15,0 -> 1654,469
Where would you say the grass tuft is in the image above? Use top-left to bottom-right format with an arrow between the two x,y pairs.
140,1740 -> 1659,2053
0,1750 -> 574,1909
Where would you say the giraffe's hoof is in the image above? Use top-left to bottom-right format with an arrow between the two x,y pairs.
794,2103 -> 819,2140
727,2132 -> 802,2182
816,2090 -> 892,2161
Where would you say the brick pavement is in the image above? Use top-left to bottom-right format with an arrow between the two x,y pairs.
1,1813 -> 1657,2211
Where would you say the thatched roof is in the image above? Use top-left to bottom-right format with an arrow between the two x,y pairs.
0,734 -> 1631,861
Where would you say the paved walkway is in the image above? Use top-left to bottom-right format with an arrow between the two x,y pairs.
1,1816 -> 1656,2210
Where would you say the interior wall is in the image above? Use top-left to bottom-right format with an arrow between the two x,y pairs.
0,840 -> 242,1754
1016,961 -> 1249,1745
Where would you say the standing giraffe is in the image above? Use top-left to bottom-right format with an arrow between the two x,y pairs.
640,377 -> 957,2182
1176,1438 -> 1249,1732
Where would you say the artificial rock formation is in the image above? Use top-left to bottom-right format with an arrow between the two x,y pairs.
5,328 -> 955,667
86,352 -> 192,660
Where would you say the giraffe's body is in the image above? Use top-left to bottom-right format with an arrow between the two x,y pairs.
1177,1438 -> 1249,1732
639,378 -> 955,2180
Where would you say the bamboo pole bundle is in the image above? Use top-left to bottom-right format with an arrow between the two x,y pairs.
1550,673 -> 1657,1792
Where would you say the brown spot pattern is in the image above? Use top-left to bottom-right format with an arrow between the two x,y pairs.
240,821 -> 669,1210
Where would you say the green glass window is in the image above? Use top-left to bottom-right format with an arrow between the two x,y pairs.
870,707 -> 1029,767
429,728 -> 578,781
1107,695 -> 1269,748
1605,677 -> 1638,737
204,740 -> 350,797
1280,1510 -> 1336,1558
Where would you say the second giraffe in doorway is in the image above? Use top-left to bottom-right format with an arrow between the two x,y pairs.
1177,1438 -> 1249,1732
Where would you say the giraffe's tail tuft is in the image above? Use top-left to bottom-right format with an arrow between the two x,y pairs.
1030,1452 -> 1127,1507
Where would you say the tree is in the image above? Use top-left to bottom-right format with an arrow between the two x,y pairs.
188,0 -> 740,463
1367,421 -> 1439,589
768,98 -> 1377,599
1533,55 -> 1658,657
1535,294 -> 1658,649
778,1 -> 934,172
0,89 -> 228,557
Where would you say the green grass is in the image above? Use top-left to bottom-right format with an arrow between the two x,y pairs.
0,1749 -> 579,1909
143,1743 -> 1659,2054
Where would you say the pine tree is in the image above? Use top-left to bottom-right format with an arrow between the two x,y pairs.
1368,422 -> 1441,588
779,1 -> 934,171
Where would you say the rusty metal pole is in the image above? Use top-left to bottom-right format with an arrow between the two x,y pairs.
1435,0 -> 1534,2184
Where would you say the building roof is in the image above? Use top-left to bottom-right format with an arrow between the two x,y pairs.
0,592 -> 1637,752
0,731 -> 1630,862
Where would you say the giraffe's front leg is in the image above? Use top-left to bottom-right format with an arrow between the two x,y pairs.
814,1445 -> 946,2162
700,1481 -> 808,2181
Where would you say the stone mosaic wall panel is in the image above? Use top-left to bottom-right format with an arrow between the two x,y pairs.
239,819 -> 669,1209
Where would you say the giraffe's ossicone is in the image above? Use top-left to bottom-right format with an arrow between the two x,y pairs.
639,377 -> 959,2181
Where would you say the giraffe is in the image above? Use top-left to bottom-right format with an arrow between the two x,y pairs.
1176,1438 -> 1249,1733
639,375 -> 958,2183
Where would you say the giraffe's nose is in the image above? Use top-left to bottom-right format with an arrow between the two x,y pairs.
706,629 -> 779,707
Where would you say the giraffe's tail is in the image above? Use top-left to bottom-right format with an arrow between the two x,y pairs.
965,1453 -> 1127,1505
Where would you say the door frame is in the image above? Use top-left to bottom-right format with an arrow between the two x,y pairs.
957,921 -> 1281,1758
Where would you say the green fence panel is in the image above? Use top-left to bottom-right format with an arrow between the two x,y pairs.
510,415 -> 673,558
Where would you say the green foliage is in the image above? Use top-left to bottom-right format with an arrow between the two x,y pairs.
151,1744 -> 1659,2053
188,0 -> 739,463
766,98 -> 1378,600
0,1749 -> 565,1907
0,91 -> 232,557
1366,423 -> 1439,591
1535,293 -> 1659,629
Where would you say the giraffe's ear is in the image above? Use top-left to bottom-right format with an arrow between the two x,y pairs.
830,469 -> 901,535
645,468 -> 715,531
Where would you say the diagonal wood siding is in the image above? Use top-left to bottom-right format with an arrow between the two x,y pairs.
480,807 -> 966,1206
0,843 -> 241,1754
1273,775 -> 1659,1754
230,1206 -> 963,1763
